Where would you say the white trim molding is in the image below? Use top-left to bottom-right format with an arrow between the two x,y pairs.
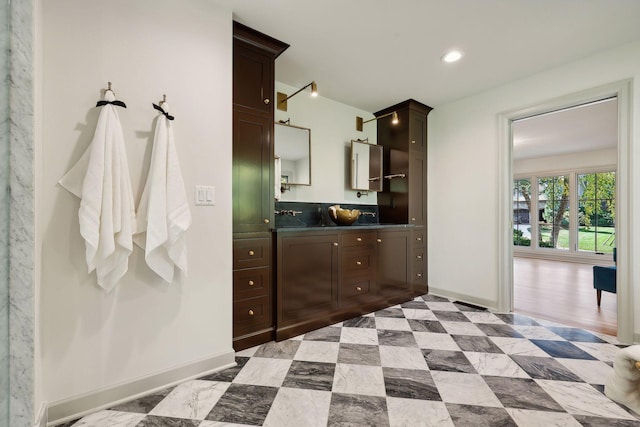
429,287 -> 497,312
47,350 -> 235,426
498,80 -> 634,343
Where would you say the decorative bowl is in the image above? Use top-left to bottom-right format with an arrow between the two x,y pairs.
328,205 -> 361,226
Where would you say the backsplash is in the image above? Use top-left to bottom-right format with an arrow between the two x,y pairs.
274,201 -> 379,228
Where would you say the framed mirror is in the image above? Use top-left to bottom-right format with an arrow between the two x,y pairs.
351,139 -> 383,192
275,122 -> 311,186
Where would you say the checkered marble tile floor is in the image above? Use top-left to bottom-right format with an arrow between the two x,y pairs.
58,294 -> 640,426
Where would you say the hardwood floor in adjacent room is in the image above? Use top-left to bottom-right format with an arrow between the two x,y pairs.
513,257 -> 617,336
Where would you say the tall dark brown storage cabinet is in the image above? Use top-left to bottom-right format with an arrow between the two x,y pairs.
376,99 -> 432,293
232,22 -> 288,351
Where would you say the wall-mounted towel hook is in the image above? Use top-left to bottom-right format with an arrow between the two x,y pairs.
96,82 -> 126,108
160,94 -> 167,106
104,81 -> 116,96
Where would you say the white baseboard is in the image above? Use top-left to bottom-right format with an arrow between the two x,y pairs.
34,402 -> 47,427
428,287 -> 497,312
47,349 -> 235,426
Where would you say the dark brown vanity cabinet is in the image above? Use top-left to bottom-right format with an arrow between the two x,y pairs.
233,23 -> 288,234
276,232 -> 339,340
411,226 -> 428,293
275,227 -> 422,340
376,99 -> 432,296
339,230 -> 377,307
377,228 -> 411,298
232,22 -> 288,351
233,235 -> 272,341
376,99 -> 432,226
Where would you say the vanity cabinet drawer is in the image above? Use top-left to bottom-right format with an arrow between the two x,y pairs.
234,267 -> 270,299
341,251 -> 374,274
340,231 -> 377,248
234,295 -> 271,335
340,277 -> 373,301
233,237 -> 270,269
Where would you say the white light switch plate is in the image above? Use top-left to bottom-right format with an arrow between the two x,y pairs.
195,185 -> 215,206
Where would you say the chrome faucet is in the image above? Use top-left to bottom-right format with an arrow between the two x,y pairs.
275,209 -> 303,217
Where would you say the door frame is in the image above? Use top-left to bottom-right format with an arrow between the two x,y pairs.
497,80 -> 633,343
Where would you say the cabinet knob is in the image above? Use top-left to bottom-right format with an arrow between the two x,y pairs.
356,286 -> 362,292
416,237 -> 422,242
356,237 -> 362,242
377,239 -> 382,243
416,273 -> 423,278
412,140 -> 416,144
411,217 -> 416,222
248,309 -> 255,316
264,218 -> 270,224
417,255 -> 423,260
248,250 -> 255,256
356,261 -> 362,265
263,98 -> 270,104
248,280 -> 255,286
333,242 -> 338,247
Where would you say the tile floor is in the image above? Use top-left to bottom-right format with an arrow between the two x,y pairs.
58,294 -> 640,426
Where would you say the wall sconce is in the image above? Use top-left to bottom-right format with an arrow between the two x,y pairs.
277,81 -> 318,111
356,111 -> 398,132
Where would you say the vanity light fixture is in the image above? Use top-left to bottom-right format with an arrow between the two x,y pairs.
277,81 -> 318,111
441,50 -> 463,63
355,111 -> 399,132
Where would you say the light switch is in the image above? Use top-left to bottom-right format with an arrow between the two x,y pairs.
195,185 -> 215,206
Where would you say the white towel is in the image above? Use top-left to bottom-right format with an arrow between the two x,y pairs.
134,102 -> 191,283
274,156 -> 282,201
59,90 -> 135,291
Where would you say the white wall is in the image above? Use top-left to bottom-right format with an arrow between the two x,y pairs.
274,81 -> 378,204
514,148 -> 617,176
39,0 -> 233,408
429,40 -> 640,336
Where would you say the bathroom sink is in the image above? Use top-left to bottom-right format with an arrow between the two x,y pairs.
328,205 -> 361,226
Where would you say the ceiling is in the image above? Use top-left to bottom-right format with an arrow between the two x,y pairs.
512,97 -> 618,160
213,0 -> 637,160
213,0 -> 640,112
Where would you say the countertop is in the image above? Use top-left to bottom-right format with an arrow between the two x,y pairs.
274,223 -> 418,232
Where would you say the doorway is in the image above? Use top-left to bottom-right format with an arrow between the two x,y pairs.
497,80 -> 633,343
511,98 -> 618,335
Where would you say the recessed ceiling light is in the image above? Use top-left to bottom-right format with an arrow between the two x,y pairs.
441,50 -> 463,63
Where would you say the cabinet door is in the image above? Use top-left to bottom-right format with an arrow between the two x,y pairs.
233,41 -> 273,114
377,230 -> 410,297
409,110 -> 427,151
408,150 -> 426,225
277,234 -> 338,325
233,110 -> 272,233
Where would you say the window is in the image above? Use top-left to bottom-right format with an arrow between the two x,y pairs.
514,170 -> 615,257
513,179 -> 531,246
538,176 -> 570,250
578,172 -> 616,254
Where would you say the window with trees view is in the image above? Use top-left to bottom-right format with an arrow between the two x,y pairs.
513,179 -> 531,247
513,171 -> 615,255
578,172 -> 616,254
538,176 -> 570,250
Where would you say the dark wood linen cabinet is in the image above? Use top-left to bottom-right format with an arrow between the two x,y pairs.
232,22 -> 288,351
376,99 -> 432,295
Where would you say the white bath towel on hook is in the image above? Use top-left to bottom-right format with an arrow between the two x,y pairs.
134,101 -> 191,283
59,89 -> 135,291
